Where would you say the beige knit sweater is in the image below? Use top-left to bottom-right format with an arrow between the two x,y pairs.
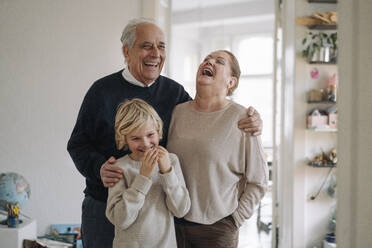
167,101 -> 268,227
106,153 -> 190,248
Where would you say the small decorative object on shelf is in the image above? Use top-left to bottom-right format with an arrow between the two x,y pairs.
308,89 -> 327,102
6,203 -> 19,228
309,148 -> 337,167
307,106 -> 337,130
296,11 -> 338,29
327,106 -> 337,128
307,109 -> 328,128
307,107 -> 337,130
326,73 -> 337,102
301,31 -> 337,63
310,68 -> 319,79
308,73 -> 338,103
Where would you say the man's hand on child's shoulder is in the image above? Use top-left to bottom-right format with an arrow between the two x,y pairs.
100,156 -> 123,187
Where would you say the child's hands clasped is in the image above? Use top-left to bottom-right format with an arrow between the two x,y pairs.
157,146 -> 171,174
140,148 -> 158,179
139,146 -> 172,178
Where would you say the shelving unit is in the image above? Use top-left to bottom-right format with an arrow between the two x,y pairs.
308,0 -> 337,3
301,1 -> 338,246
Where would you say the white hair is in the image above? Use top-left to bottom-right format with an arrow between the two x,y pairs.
120,18 -> 157,49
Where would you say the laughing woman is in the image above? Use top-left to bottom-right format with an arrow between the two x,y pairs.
167,50 -> 269,248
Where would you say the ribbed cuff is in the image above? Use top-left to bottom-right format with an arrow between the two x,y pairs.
132,174 -> 152,195
159,167 -> 178,187
232,211 -> 243,228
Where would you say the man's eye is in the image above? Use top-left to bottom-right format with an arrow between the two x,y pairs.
143,44 -> 152,49
159,45 -> 166,50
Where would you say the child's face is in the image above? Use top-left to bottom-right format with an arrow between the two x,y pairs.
126,120 -> 160,161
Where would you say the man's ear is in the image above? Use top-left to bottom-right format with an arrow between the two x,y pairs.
123,45 -> 129,60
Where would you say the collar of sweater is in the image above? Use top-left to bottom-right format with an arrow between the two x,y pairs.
122,65 -> 155,87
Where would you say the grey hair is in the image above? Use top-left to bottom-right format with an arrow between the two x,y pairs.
120,18 -> 157,49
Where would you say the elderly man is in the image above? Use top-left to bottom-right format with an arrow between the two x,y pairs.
67,18 -> 263,247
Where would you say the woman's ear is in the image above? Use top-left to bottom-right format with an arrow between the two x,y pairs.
227,77 -> 237,91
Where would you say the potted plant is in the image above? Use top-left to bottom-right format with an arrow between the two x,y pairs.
302,31 -> 337,63
329,32 -> 337,63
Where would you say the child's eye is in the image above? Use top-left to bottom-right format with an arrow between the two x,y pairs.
148,133 -> 154,137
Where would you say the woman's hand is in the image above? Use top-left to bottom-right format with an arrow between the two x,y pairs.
139,148 -> 158,179
157,146 -> 172,174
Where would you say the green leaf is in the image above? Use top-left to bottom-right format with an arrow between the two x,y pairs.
302,37 -> 307,45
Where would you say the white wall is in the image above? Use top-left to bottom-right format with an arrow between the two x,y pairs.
337,0 -> 372,247
0,0 -> 140,235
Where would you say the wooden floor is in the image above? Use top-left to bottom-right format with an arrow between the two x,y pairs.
238,190 -> 272,248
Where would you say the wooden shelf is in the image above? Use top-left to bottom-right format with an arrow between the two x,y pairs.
307,100 -> 336,104
308,162 -> 336,168
308,60 -> 337,65
307,127 -> 337,132
308,24 -> 337,30
308,0 -> 337,3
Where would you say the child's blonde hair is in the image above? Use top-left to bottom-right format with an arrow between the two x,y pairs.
115,98 -> 163,150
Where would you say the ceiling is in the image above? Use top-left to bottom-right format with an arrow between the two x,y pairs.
171,0 -> 274,28
172,0 -> 255,12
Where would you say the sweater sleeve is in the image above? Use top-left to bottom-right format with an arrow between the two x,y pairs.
179,87 -> 192,103
106,174 -> 152,230
159,154 -> 190,218
67,84 -> 107,183
232,135 -> 268,227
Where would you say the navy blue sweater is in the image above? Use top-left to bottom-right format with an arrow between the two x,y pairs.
67,70 -> 191,202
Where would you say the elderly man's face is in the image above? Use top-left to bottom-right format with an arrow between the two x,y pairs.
123,23 -> 166,85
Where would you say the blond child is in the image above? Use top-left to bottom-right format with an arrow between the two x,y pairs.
105,98 -> 190,248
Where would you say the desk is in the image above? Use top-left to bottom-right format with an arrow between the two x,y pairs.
0,217 -> 37,248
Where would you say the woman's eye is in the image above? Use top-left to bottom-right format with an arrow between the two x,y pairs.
148,133 -> 154,137
217,60 -> 225,65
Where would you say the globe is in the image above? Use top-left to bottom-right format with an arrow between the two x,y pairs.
0,172 -> 31,210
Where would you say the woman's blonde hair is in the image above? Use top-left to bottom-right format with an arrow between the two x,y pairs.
217,50 -> 241,96
115,98 -> 163,150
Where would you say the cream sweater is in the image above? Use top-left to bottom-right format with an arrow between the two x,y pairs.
167,101 -> 268,227
106,153 -> 190,248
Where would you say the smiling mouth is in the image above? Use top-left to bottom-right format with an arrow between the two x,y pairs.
202,68 -> 213,77
144,62 -> 159,68
138,146 -> 155,153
